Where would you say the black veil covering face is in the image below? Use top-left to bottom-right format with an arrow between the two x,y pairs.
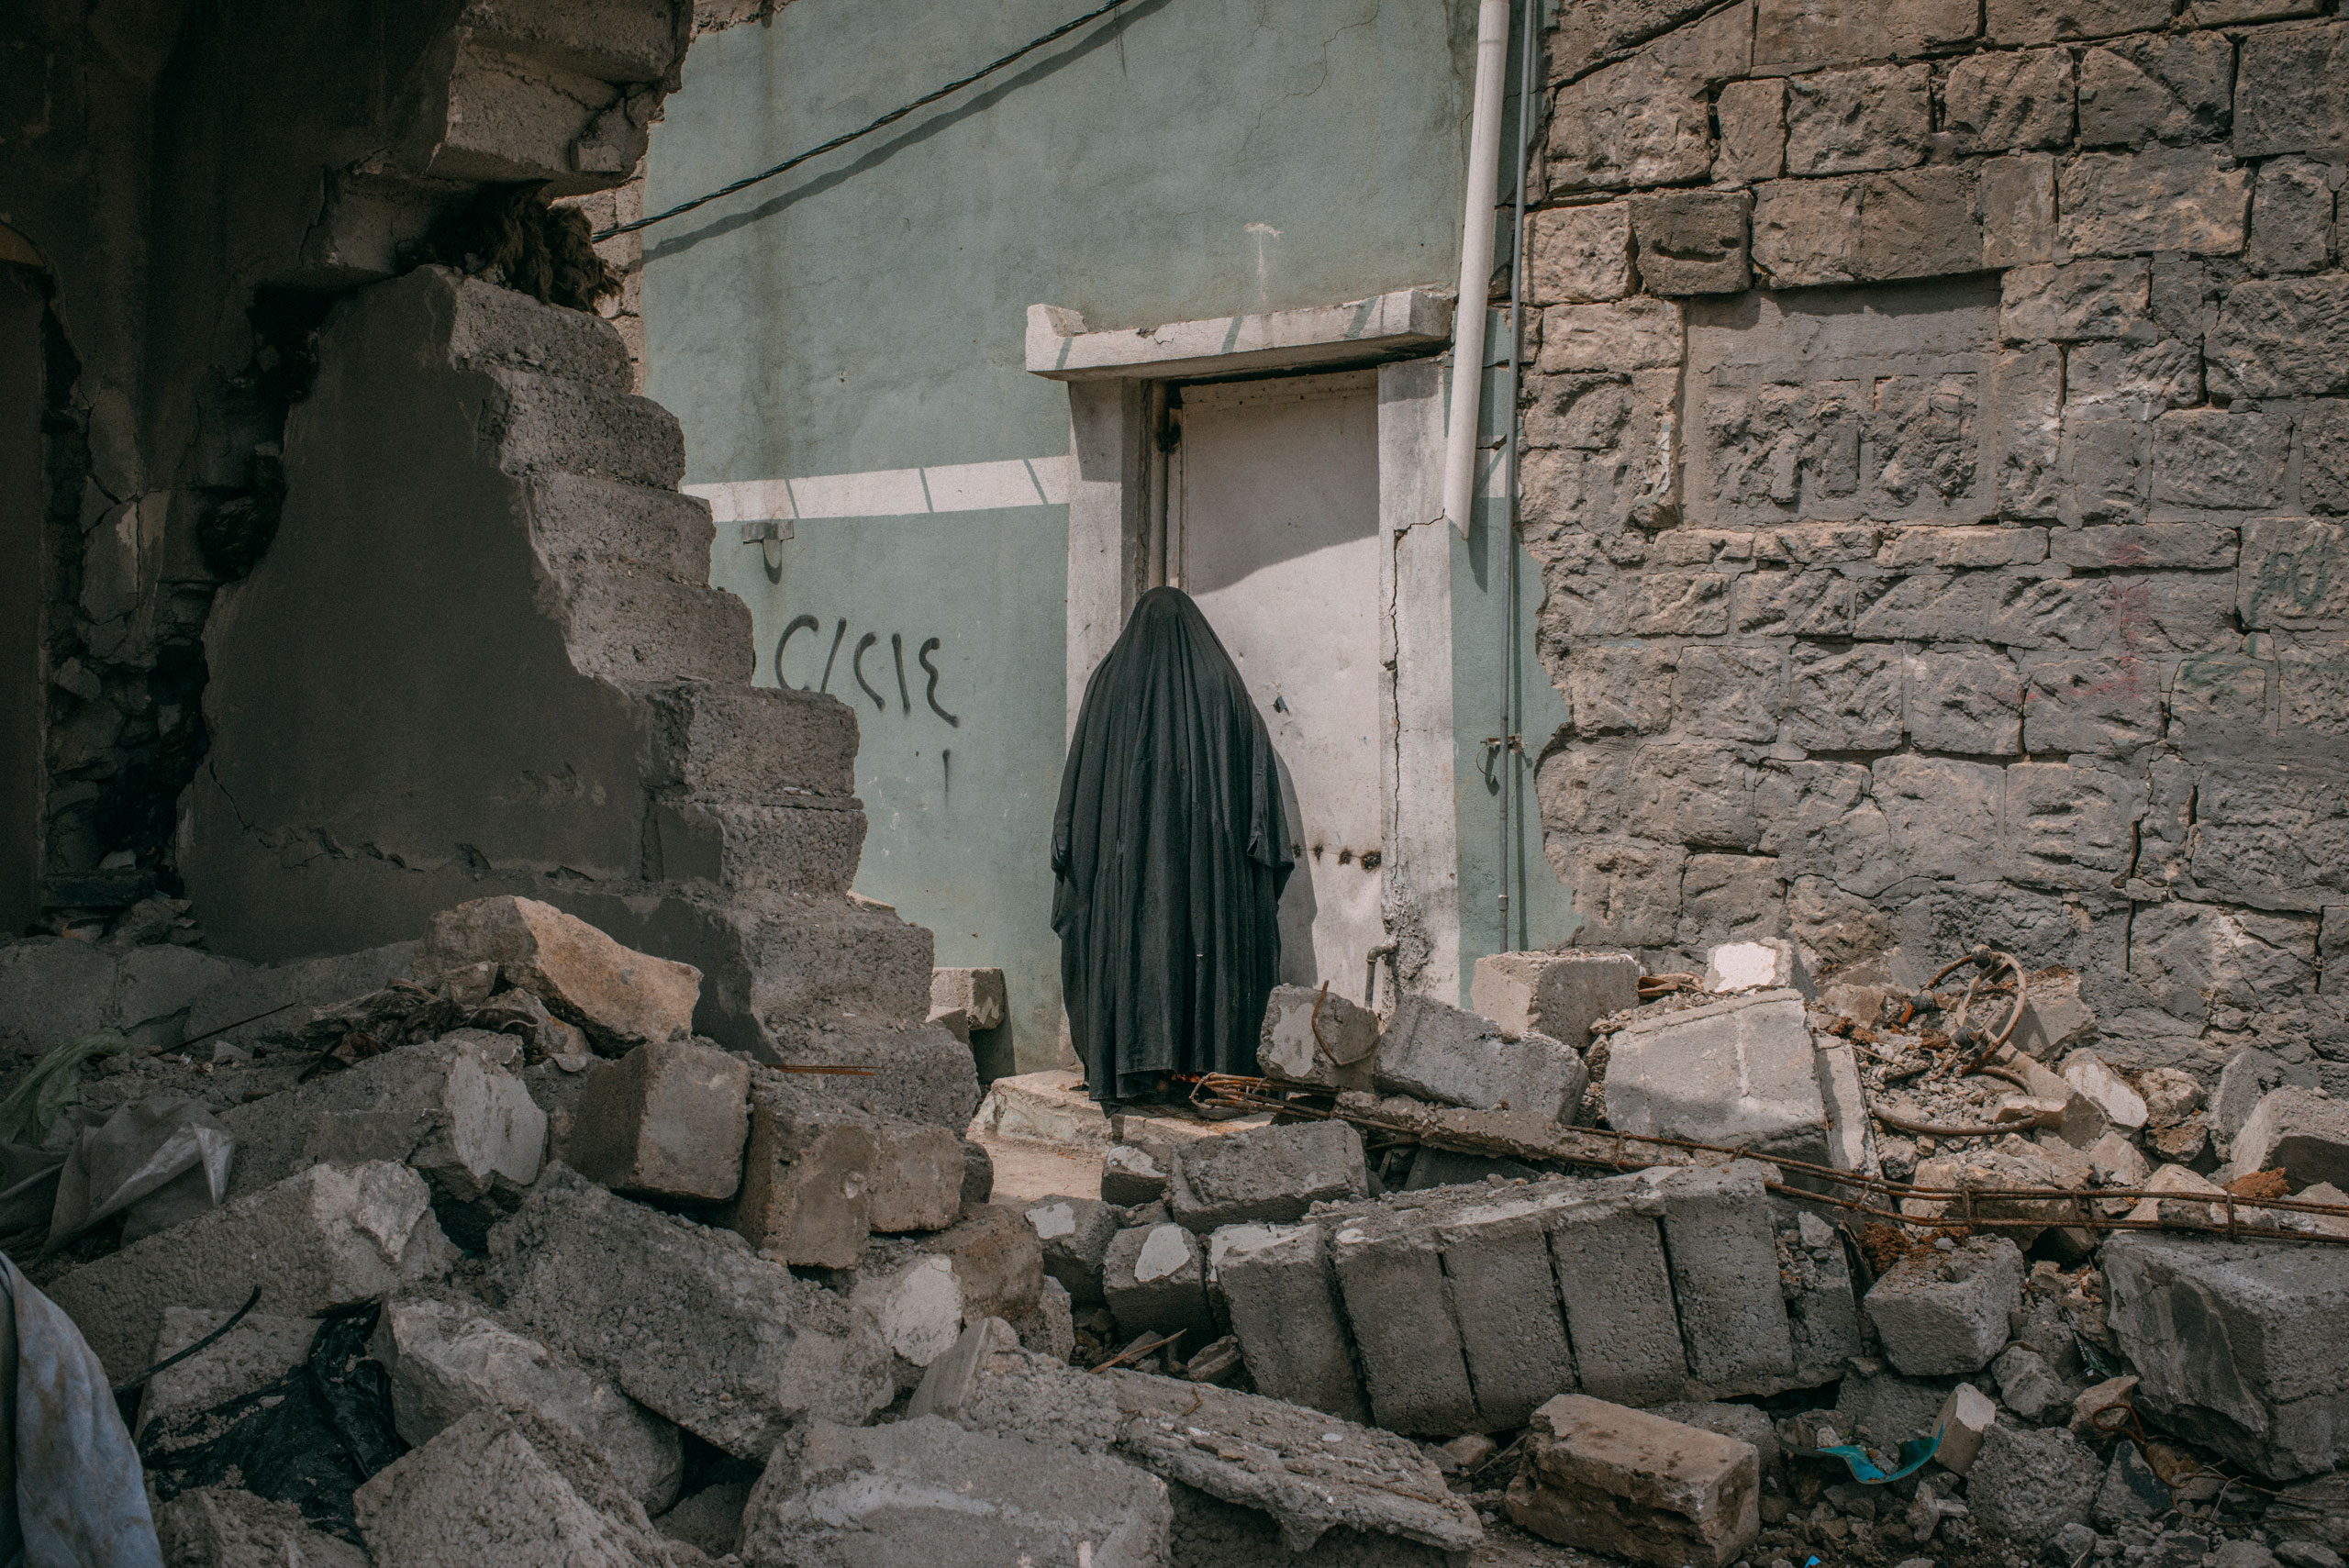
1052,587 -> 1295,1104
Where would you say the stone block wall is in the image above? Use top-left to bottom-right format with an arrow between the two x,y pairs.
1520,0 -> 2349,1090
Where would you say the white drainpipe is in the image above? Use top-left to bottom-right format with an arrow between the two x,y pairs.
1441,0 -> 1513,537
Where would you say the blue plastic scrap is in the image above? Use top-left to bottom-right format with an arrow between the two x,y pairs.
2,1249 -> 164,1568
1788,1414 -> 1947,1485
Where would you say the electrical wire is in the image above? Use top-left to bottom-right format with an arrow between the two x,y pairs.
596,0 -> 1142,241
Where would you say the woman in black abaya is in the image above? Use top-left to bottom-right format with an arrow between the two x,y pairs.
1051,588 -> 1293,1106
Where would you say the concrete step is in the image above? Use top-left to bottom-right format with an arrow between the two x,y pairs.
642,681 -> 861,804
651,799 -> 865,897
971,1070 -> 1113,1150
485,369 -> 685,488
526,473 -> 714,583
447,271 -> 635,389
557,569 -> 751,684
459,0 -> 684,85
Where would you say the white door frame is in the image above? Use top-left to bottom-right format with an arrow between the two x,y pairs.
1027,290 -> 1462,1001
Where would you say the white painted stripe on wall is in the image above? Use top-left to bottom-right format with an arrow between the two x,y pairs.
686,456 -> 1075,522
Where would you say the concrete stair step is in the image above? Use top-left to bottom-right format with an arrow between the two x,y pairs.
558,570 -> 751,684
642,681 -> 860,804
527,473 -> 714,583
651,799 -> 864,898
485,369 -> 685,488
448,271 -> 635,389
459,0 -> 684,85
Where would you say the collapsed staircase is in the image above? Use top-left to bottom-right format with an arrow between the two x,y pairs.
182,267 -> 971,1114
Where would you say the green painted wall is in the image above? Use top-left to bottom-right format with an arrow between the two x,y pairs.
644,0 -> 1477,1070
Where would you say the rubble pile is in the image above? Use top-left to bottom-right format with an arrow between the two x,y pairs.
5,913 -> 2348,1566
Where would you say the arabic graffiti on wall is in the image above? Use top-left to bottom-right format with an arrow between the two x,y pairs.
775,616 -> 960,726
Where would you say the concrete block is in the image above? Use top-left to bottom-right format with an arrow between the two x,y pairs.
2061,1050 -> 2148,1131
49,1160 -> 455,1382
2072,1373 -> 2140,1450
907,1315 -> 1020,1420
1645,1163 -> 1796,1395
1431,1192 -> 1578,1429
2012,972 -> 2098,1058
875,1202 -> 1044,1320
849,1254 -> 966,1376
1601,990 -> 1830,1162
1027,1195 -> 1124,1306
419,895 -> 700,1054
1863,1236 -> 2025,1377
2233,1088 -> 2349,1191
1994,1343 -> 2067,1419
747,1023 -> 980,1139
1374,994 -> 1587,1119
1772,1202 -> 1865,1382
2215,1048 -> 2321,1146
136,1307 -> 317,1440
1935,1382 -> 1999,1473
738,1416 -> 1172,1568
642,678 -> 858,805
1257,984 -> 1379,1090
1700,939 -> 1809,997
568,1038 -> 749,1201
1966,1422 -> 2103,1544
153,1487 -> 370,1568
1548,1189 -> 1687,1407
1468,950 -> 1639,1049
353,1407 -> 671,1567
372,1294 -> 682,1515
1016,1274 -> 1076,1362
1330,1209 -> 1478,1436
487,1166 -> 893,1456
2105,1232 -> 2349,1479
1212,1222 -> 1370,1423
927,966 -> 1005,1039
1506,1395 -> 1760,1568
724,1092 -> 874,1269
969,1068 -> 1113,1150
1104,1223 -> 1215,1343
1103,1143 -> 1170,1206
863,1115 -> 963,1233
1166,1120 -> 1368,1231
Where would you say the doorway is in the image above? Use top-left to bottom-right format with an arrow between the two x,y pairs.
1163,368 -> 1386,1001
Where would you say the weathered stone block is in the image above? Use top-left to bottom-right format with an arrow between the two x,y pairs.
1672,643 -> 1782,741
1967,1423 -> 2104,1543
1212,1222 -> 1370,1422
488,1166 -> 892,1456
2059,406 -> 2149,524
1628,190 -> 1751,295
1945,48 -> 2074,153
1874,755 -> 2005,878
1733,569 -> 1853,638
2002,259 -> 2149,343
2249,158 -> 2337,275
2007,762 -> 2147,884
2210,277 -> 2349,398
419,895 -> 699,1054
1864,1236 -> 2024,1376
1549,53 -> 1712,192
372,1294 -> 682,1515
1470,950 -> 1639,1049
739,1416 -> 1172,1568
1853,571 -> 2000,642
1552,839 -> 1687,947
2303,400 -> 2349,514
1257,982 -> 1378,1089
1528,203 -> 1634,305
1715,78 -> 1785,182
568,1038 -> 749,1202
1753,0 -> 1976,69
2232,1087 -> 2349,1191
2242,517 -> 2349,632
1103,1222 -> 1214,1341
1166,1120 -> 1368,1231
1602,991 -> 1827,1162
1905,648 -> 2022,754
2078,32 -> 2234,150
50,1161 -> 455,1383
2232,22 -> 2349,160
1375,994 -> 1587,1119
1506,1396 -> 1760,1568
723,1092 -> 873,1268
2104,1233 -> 2349,1479
1784,64 -> 1930,176
2068,336 -> 2205,417
2059,148 -> 2251,258
1761,167 -> 1984,286
2154,408 -> 2290,511
1982,152 -> 2058,267
1782,643 -> 1900,751
1987,0 -> 2170,41
1995,343 -> 2065,516
1536,297 -> 1684,373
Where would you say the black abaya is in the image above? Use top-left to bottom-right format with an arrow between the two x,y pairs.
1051,587 -> 1294,1104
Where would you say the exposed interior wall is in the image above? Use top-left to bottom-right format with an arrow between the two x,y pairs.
1515,0 -> 2349,1090
642,0 -> 1480,1070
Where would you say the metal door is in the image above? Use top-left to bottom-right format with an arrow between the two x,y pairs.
1169,369 -> 1386,998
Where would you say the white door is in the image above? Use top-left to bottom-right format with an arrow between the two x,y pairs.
1170,369 -> 1386,1000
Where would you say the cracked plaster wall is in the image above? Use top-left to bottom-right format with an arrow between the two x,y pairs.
1519,0 -> 2349,1090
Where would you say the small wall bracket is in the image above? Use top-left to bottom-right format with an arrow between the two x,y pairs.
741,517 -> 793,576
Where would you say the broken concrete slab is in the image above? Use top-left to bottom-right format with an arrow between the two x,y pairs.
1165,1119 -> 1368,1231
1257,983 -> 1380,1090
1602,991 -> 1830,1162
1701,940 -> 1810,998
1211,1222 -> 1371,1423
737,1416 -> 1172,1568
907,1315 -> 1021,1420
925,966 -> 1005,1040
865,1202 -> 1045,1323
568,1039 -> 749,1202
2104,1232 -> 2349,1480
182,940 -> 419,1053
2061,1050 -> 2148,1130
1863,1235 -> 2025,1377
2232,1088 -> 2349,1192
1104,1222 -> 1214,1342
848,1254 -> 966,1380
2011,971 -> 2098,1059
1374,994 -> 1587,1119
1103,1143 -> 1169,1206
1471,949 -> 1641,1049
352,1407 -> 683,1567
1772,1201 -> 1866,1383
1506,1395 -> 1761,1568
50,1159 -> 455,1382
485,1165 -> 892,1456
1935,1381 -> 1999,1473
2214,1049 -> 2321,1147
1966,1422 -> 2102,1544
723,1090 -> 875,1270
1027,1195 -> 1123,1306
372,1294 -> 682,1515
864,1117 -> 965,1234
969,1067 -> 1113,1150
136,1307 -> 318,1440
418,895 -> 700,1054
153,1486 -> 372,1568
217,1029 -> 546,1208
